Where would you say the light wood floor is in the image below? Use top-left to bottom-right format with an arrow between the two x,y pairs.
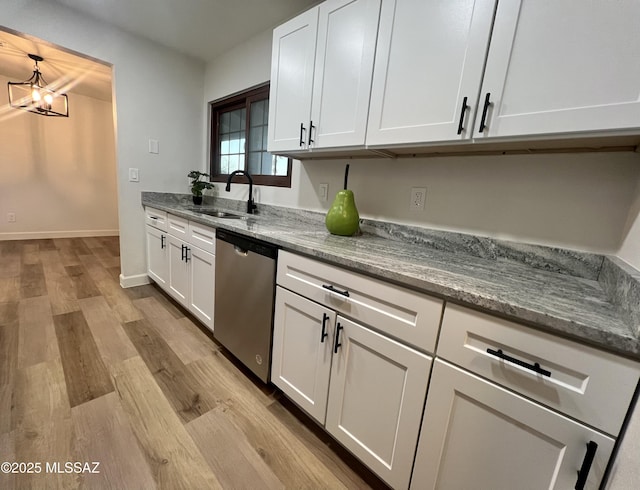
0,237 -> 388,489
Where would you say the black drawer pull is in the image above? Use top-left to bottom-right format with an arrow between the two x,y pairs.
299,122 -> 305,147
185,247 -> 191,263
334,322 -> 343,354
181,244 -> 186,261
161,234 -> 166,249
456,96 -> 468,135
320,313 -> 329,343
308,120 -> 315,145
322,284 -> 350,297
575,441 -> 598,490
486,348 -> 551,377
479,92 -> 491,133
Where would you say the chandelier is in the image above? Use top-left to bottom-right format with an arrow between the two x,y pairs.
7,53 -> 69,117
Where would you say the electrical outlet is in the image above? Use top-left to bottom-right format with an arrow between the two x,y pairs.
7,212 -> 16,223
129,168 -> 140,182
410,187 -> 427,211
319,183 -> 329,202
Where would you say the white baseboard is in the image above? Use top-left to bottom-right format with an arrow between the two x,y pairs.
0,230 -> 119,240
120,273 -> 151,289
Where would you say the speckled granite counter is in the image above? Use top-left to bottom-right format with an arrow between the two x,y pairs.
142,192 -> 640,360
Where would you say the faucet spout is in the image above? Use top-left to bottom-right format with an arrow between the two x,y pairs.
225,170 -> 257,214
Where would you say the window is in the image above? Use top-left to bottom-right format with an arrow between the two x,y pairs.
209,83 -> 291,187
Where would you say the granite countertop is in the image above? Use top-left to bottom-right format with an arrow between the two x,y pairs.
142,192 -> 640,360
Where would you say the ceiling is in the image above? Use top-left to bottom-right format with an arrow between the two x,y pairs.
0,29 -> 113,101
0,1 -> 319,102
48,0 -> 320,62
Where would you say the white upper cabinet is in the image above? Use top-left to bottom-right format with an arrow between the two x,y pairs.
309,0 -> 380,148
367,0 -> 497,146
268,0 -> 381,153
268,7 -> 318,153
476,0 -> 640,139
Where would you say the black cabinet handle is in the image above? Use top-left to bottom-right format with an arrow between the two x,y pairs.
334,322 -> 343,354
161,234 -> 165,249
320,313 -> 329,343
181,244 -> 186,261
308,120 -> 315,145
575,441 -> 598,490
456,96 -> 469,135
322,284 -> 350,297
185,247 -> 191,263
299,122 -> 305,147
479,92 -> 491,133
486,348 -> 551,377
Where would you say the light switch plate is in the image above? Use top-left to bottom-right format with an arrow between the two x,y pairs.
129,168 -> 140,182
149,139 -> 159,154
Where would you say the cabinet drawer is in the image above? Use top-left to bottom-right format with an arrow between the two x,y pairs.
145,207 -> 167,231
277,250 -> 443,353
438,303 -> 640,436
188,221 -> 216,255
167,213 -> 188,237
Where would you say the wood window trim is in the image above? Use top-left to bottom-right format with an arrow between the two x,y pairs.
209,83 -> 292,188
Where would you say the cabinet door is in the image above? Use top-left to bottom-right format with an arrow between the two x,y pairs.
367,0 -> 497,146
476,0 -> 640,138
146,225 -> 168,287
167,235 -> 189,308
326,315 -> 432,490
189,246 -> 215,331
411,360 -> 615,490
271,287 -> 334,424
268,7 -> 319,153
309,0 -> 380,149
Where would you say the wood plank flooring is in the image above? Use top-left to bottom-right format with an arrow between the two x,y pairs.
0,237 -> 387,489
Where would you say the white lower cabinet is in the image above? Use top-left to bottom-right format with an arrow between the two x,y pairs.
145,224 -> 168,287
271,287 -> 334,424
411,360 -> 615,490
272,282 -> 435,489
188,245 -> 215,330
146,209 -> 215,332
326,316 -> 432,490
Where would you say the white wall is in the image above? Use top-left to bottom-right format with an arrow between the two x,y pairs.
618,173 -> 640,269
2,0 -> 205,284
0,75 -> 118,238
204,27 -> 640,256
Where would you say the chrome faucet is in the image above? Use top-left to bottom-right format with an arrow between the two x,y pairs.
225,170 -> 257,214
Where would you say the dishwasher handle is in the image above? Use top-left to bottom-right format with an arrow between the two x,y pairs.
234,245 -> 248,257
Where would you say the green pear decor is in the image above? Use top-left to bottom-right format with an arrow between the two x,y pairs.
326,164 -> 360,236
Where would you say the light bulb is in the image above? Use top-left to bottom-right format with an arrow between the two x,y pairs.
31,88 -> 41,101
44,94 -> 53,104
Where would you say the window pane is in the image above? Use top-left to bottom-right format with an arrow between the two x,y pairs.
229,132 -> 241,154
261,152 -> 272,174
229,154 -> 240,173
262,126 -> 269,151
250,100 -> 265,128
263,101 -> 269,125
275,155 -> 288,176
220,133 -> 230,154
220,112 -> 230,133
248,152 -> 261,174
249,126 -> 263,152
229,109 -> 243,131
220,155 -> 229,174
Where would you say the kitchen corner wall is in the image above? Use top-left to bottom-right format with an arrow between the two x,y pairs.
204,27 -> 640,267
0,75 -> 118,238
3,0 -> 205,285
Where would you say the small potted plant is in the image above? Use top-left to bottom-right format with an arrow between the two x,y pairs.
188,170 -> 214,205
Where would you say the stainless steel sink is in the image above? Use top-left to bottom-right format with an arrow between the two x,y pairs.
197,209 -> 247,219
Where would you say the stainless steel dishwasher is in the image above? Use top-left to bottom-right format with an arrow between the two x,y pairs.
214,229 -> 277,382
